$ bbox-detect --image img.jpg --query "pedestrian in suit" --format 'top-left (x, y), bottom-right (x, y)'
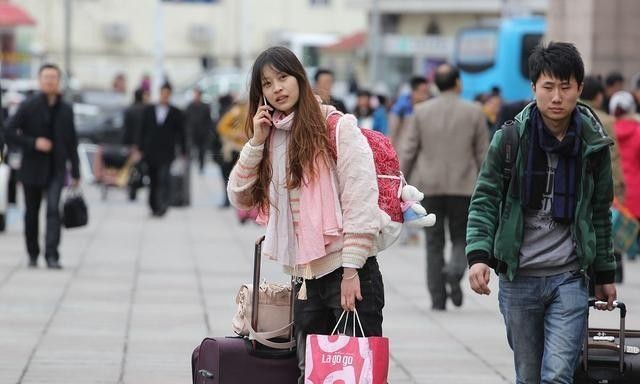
top-left (399, 64), bottom-right (488, 310)
top-left (139, 82), bottom-right (186, 217)
top-left (123, 88), bottom-right (149, 149)
top-left (4, 63), bottom-right (80, 269)
top-left (185, 87), bottom-right (213, 173)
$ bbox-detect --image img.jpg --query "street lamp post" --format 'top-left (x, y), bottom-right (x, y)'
top-left (153, 0), bottom-right (165, 101)
top-left (369, 0), bottom-right (381, 88)
top-left (64, 0), bottom-right (72, 88)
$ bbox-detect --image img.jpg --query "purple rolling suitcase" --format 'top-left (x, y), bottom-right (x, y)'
top-left (191, 237), bottom-right (299, 384)
top-left (574, 300), bottom-right (640, 383)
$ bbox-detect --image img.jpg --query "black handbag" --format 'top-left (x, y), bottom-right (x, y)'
top-left (128, 160), bottom-right (148, 190)
top-left (62, 188), bottom-right (88, 229)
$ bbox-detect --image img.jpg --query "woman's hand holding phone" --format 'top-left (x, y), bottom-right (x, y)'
top-left (250, 96), bottom-right (273, 146)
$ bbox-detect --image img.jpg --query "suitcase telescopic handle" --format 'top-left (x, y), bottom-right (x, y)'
top-left (583, 300), bottom-right (626, 374)
top-left (251, 236), bottom-right (266, 332)
top-left (251, 235), bottom-right (295, 349)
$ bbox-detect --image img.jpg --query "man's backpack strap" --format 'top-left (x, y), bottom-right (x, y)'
top-left (500, 120), bottom-right (519, 200)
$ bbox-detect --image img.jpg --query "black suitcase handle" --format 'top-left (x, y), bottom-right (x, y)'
top-left (583, 300), bottom-right (627, 374)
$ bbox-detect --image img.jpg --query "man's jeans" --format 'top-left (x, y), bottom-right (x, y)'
top-left (147, 163), bottom-right (170, 214)
top-left (499, 270), bottom-right (588, 384)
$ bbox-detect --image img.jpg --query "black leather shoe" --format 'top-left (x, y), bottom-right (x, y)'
top-left (448, 280), bottom-right (463, 307)
top-left (28, 259), bottom-right (38, 268)
top-left (46, 260), bottom-right (63, 269)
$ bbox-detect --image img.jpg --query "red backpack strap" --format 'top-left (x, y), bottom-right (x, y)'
top-left (325, 111), bottom-right (344, 158)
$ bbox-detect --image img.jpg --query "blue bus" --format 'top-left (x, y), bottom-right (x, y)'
top-left (454, 16), bottom-right (546, 102)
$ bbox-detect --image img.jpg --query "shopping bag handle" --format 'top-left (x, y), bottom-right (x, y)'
top-left (331, 309), bottom-right (365, 337)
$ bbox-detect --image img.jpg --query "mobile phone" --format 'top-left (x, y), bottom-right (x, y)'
top-left (263, 95), bottom-right (273, 116)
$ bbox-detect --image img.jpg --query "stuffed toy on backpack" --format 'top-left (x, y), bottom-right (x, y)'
top-left (400, 185), bottom-right (436, 228)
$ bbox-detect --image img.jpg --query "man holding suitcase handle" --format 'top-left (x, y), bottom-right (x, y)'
top-left (466, 42), bottom-right (617, 383)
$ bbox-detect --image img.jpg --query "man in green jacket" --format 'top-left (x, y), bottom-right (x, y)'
top-left (466, 42), bottom-right (617, 383)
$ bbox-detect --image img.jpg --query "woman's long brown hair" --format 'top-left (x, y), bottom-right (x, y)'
top-left (245, 46), bottom-right (332, 212)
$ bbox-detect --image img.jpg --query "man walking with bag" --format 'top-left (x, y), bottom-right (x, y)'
top-left (138, 82), bottom-right (186, 217)
top-left (4, 63), bottom-right (80, 269)
top-left (466, 42), bottom-right (617, 383)
top-left (399, 64), bottom-right (488, 310)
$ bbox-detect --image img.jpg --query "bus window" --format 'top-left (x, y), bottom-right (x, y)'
top-left (456, 28), bottom-right (498, 73)
top-left (520, 34), bottom-right (543, 80)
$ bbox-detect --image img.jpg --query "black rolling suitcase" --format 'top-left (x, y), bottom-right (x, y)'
top-left (169, 158), bottom-right (190, 207)
top-left (574, 300), bottom-right (640, 383)
top-left (191, 237), bottom-right (299, 383)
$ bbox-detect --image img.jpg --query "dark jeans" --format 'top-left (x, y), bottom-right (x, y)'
top-left (8, 168), bottom-right (17, 204)
top-left (192, 134), bottom-right (208, 172)
top-left (23, 176), bottom-right (64, 262)
top-left (293, 257), bottom-right (385, 384)
top-left (148, 163), bottom-right (170, 215)
top-left (423, 195), bottom-right (471, 308)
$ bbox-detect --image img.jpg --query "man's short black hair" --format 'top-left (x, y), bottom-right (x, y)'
top-left (314, 68), bottom-right (334, 83)
top-left (134, 88), bottom-right (145, 103)
top-left (356, 89), bottom-right (371, 98)
top-left (38, 63), bottom-right (61, 76)
top-left (434, 64), bottom-right (460, 92)
top-left (160, 82), bottom-right (172, 92)
top-left (409, 76), bottom-right (427, 91)
top-left (605, 71), bottom-right (624, 87)
top-left (581, 76), bottom-right (605, 101)
top-left (528, 41), bottom-right (584, 85)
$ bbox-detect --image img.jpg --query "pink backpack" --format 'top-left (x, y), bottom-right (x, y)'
top-left (326, 112), bottom-right (404, 248)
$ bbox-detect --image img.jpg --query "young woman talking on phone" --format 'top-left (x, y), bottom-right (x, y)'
top-left (227, 46), bottom-right (387, 381)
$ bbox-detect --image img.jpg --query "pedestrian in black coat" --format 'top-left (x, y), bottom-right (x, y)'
top-left (185, 88), bottom-right (212, 173)
top-left (123, 88), bottom-right (149, 148)
top-left (138, 82), bottom-right (186, 217)
top-left (4, 63), bottom-right (80, 269)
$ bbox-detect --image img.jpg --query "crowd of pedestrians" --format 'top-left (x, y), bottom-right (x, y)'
top-left (3, 40), bottom-right (640, 382)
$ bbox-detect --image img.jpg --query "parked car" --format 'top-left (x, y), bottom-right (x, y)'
top-left (74, 103), bottom-right (124, 144)
top-left (173, 67), bottom-right (249, 119)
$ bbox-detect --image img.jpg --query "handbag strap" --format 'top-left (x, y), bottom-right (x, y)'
top-left (243, 317), bottom-right (296, 349)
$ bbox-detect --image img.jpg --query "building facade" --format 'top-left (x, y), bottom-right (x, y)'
top-left (12, 0), bottom-right (367, 92)
top-left (336, 0), bottom-right (548, 96)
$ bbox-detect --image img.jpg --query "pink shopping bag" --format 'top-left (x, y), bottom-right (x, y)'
top-left (305, 310), bottom-right (389, 384)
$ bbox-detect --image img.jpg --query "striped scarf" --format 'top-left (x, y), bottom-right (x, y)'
top-left (524, 106), bottom-right (581, 223)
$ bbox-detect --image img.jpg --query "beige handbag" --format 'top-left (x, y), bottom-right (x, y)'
top-left (231, 237), bottom-right (295, 349)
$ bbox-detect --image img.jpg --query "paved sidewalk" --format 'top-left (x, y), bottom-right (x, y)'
top-left (1, 164), bottom-right (640, 383)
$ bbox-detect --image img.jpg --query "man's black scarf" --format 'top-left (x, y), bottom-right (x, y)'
top-left (524, 106), bottom-right (581, 223)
